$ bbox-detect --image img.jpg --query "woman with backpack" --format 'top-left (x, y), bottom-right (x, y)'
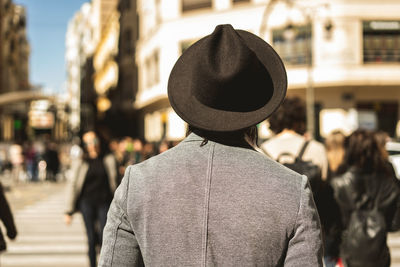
top-left (331, 129), bottom-right (400, 267)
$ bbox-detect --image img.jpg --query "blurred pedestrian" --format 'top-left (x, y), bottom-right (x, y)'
top-left (260, 96), bottom-right (340, 266)
top-left (9, 143), bottom-right (25, 183)
top-left (0, 181), bottom-right (17, 253)
top-left (43, 142), bottom-right (60, 182)
top-left (108, 138), bottom-right (119, 155)
top-left (24, 141), bottom-right (39, 182)
top-left (142, 141), bottom-right (156, 160)
top-left (331, 129), bottom-right (400, 267)
top-left (112, 137), bottom-right (130, 186)
top-left (65, 131), bottom-right (117, 267)
top-left (374, 130), bottom-right (399, 183)
top-left (70, 136), bottom-right (83, 161)
top-left (323, 130), bottom-right (348, 266)
top-left (0, 147), bottom-right (7, 172)
top-left (99, 24), bottom-right (323, 266)
top-left (325, 130), bottom-right (347, 180)
top-left (260, 96), bottom-right (329, 180)
top-left (131, 138), bottom-right (143, 164)
top-left (157, 139), bottom-right (171, 154)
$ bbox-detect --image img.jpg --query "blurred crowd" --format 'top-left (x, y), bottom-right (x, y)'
top-left (107, 136), bottom-right (179, 186)
top-left (0, 139), bottom-right (61, 183)
top-left (1, 97), bottom-right (400, 266)
top-left (0, 135), bottom-right (179, 186)
top-left (260, 97), bottom-right (400, 267)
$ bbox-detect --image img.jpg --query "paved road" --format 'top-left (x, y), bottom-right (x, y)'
top-left (389, 232), bottom-right (400, 266)
top-left (1, 181), bottom-right (89, 267)
top-left (2, 180), bottom-right (400, 266)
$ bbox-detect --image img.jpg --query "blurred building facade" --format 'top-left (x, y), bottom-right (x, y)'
top-left (135, 0), bottom-right (400, 142)
top-left (0, 0), bottom-right (32, 142)
top-left (109, 0), bottom-right (139, 137)
top-left (66, 0), bottom-right (139, 140)
top-left (66, 2), bottom-right (101, 138)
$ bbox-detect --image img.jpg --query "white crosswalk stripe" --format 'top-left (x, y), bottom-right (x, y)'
top-left (389, 232), bottom-right (400, 267)
top-left (1, 188), bottom-right (89, 267)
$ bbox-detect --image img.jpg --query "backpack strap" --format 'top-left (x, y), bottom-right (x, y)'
top-left (297, 140), bottom-right (310, 160)
top-left (276, 152), bottom-right (296, 163)
top-left (264, 140), bottom-right (311, 162)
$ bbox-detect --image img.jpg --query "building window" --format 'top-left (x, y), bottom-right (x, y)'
top-left (272, 24), bottom-right (312, 66)
top-left (145, 51), bottom-right (160, 88)
top-left (363, 21), bottom-right (400, 63)
top-left (182, 0), bottom-right (212, 12)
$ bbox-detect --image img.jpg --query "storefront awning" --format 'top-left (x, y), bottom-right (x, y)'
top-left (0, 91), bottom-right (51, 106)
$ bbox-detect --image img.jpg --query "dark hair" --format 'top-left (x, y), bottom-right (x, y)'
top-left (344, 129), bottom-right (389, 174)
top-left (374, 130), bottom-right (390, 150)
top-left (187, 125), bottom-right (258, 147)
top-left (268, 96), bottom-right (306, 135)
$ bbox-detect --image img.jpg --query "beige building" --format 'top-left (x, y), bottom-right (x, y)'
top-left (0, 0), bottom-right (32, 141)
top-left (93, 8), bottom-right (120, 114)
top-left (66, 2), bottom-right (103, 135)
top-left (66, 0), bottom-right (121, 135)
top-left (66, 0), bottom-right (141, 138)
top-left (93, 0), bottom-right (119, 107)
top-left (134, 0), bottom-right (400, 142)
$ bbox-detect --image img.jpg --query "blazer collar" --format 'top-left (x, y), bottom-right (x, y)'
top-left (182, 132), bottom-right (256, 151)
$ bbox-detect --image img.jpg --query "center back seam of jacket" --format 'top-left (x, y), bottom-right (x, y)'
top-left (202, 142), bottom-right (215, 267)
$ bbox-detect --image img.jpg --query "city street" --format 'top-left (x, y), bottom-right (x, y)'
top-left (1, 176), bottom-right (400, 266)
top-left (1, 179), bottom-right (89, 267)
top-left (391, 232), bottom-right (400, 267)
top-left (1, 0), bottom-right (400, 265)
top-left (3, 154), bottom-right (400, 266)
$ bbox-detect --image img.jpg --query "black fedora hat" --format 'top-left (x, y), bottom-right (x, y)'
top-left (168, 24), bottom-right (287, 132)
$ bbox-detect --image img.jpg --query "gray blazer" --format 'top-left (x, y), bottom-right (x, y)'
top-left (99, 133), bottom-right (323, 266)
top-left (65, 153), bottom-right (117, 215)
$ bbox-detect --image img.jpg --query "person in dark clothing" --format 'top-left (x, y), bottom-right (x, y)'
top-left (331, 129), bottom-right (400, 267)
top-left (24, 142), bottom-right (39, 182)
top-left (43, 142), bottom-right (60, 182)
top-left (0, 182), bottom-right (17, 252)
top-left (65, 131), bottom-right (117, 267)
top-left (111, 137), bottom-right (131, 187)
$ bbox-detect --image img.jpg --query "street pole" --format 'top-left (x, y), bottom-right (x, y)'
top-left (259, 0), bottom-right (278, 37)
top-left (304, 12), bottom-right (315, 138)
top-left (259, 0), bottom-right (331, 138)
top-left (306, 47), bottom-right (315, 138)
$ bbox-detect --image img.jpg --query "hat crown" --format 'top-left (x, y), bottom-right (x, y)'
top-left (192, 24), bottom-right (273, 112)
top-left (168, 24), bottom-right (287, 132)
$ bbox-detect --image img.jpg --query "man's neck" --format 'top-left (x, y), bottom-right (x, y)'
top-left (277, 129), bottom-right (298, 136)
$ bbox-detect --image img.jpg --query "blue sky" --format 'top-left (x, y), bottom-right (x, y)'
top-left (14, 0), bottom-right (89, 95)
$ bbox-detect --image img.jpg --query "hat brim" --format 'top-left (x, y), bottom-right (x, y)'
top-left (168, 29), bottom-right (287, 132)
